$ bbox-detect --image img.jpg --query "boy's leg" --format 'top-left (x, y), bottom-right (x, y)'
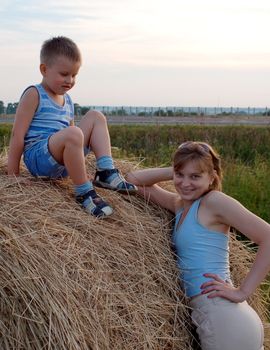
top-left (78, 110), bottom-right (112, 159)
top-left (48, 127), bottom-right (113, 217)
top-left (49, 126), bottom-right (87, 185)
top-left (78, 110), bottom-right (137, 193)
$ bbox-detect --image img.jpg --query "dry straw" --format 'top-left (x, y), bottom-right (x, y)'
top-left (0, 154), bottom-right (269, 350)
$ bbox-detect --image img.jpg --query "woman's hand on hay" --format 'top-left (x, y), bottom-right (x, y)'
top-left (200, 273), bottom-right (247, 303)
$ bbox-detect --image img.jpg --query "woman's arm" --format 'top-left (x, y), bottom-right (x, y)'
top-left (126, 167), bottom-right (181, 213)
top-left (201, 191), bottom-right (270, 302)
top-left (7, 88), bottom-right (39, 175)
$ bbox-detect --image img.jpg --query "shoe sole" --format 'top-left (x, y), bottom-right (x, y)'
top-left (93, 180), bottom-right (138, 194)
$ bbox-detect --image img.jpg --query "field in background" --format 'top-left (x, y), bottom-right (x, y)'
top-left (0, 124), bottom-right (11, 151)
top-left (2, 113), bottom-right (270, 126)
top-left (109, 124), bottom-right (270, 223)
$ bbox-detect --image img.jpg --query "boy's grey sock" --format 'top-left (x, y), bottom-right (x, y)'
top-left (96, 155), bottom-right (114, 170)
top-left (74, 181), bottom-right (93, 200)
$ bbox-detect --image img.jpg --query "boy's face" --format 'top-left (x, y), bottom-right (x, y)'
top-left (40, 55), bottom-right (81, 95)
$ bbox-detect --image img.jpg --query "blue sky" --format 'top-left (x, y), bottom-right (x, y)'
top-left (1, 0), bottom-right (270, 107)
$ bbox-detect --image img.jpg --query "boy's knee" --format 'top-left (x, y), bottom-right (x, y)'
top-left (66, 126), bottom-right (84, 144)
top-left (84, 110), bottom-right (107, 124)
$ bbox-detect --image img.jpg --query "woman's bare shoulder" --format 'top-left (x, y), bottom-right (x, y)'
top-left (203, 190), bottom-right (230, 204)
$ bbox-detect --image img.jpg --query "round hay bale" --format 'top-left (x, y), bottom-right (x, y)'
top-left (0, 154), bottom-right (269, 350)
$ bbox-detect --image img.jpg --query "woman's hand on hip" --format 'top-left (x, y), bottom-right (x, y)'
top-left (200, 273), bottom-right (247, 303)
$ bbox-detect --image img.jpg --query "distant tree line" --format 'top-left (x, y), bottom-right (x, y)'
top-left (0, 101), bottom-right (83, 116)
top-left (1, 100), bottom-right (270, 117)
top-left (0, 101), bottom-right (19, 115)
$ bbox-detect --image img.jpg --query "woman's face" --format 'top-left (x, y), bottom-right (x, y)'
top-left (173, 160), bottom-right (214, 202)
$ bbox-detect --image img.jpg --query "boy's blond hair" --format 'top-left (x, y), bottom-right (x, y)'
top-left (40, 36), bottom-right (81, 66)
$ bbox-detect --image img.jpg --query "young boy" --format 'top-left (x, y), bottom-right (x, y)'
top-left (7, 36), bottom-right (137, 218)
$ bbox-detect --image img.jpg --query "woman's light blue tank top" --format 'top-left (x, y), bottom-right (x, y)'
top-left (24, 84), bottom-right (74, 151)
top-left (172, 197), bottom-right (231, 297)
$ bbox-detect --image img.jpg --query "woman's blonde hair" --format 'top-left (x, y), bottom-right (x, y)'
top-left (173, 141), bottom-right (223, 191)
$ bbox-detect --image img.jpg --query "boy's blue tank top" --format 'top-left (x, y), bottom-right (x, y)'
top-left (24, 84), bottom-right (74, 151)
top-left (172, 197), bottom-right (231, 297)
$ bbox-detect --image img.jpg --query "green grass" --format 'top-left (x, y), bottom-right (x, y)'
top-left (0, 123), bottom-right (12, 151)
top-left (223, 157), bottom-right (270, 221)
top-left (108, 124), bottom-right (270, 165)
top-left (108, 124), bottom-right (270, 222)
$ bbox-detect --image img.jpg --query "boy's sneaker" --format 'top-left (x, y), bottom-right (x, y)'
top-left (93, 168), bottom-right (138, 194)
top-left (76, 189), bottom-right (113, 218)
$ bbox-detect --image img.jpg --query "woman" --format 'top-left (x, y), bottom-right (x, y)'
top-left (126, 141), bottom-right (270, 350)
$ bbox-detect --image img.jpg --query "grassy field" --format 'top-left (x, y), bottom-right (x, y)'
top-left (109, 124), bottom-right (270, 164)
top-left (109, 124), bottom-right (270, 223)
top-left (0, 123), bottom-right (11, 151)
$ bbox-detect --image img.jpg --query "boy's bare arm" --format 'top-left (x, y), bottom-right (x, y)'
top-left (7, 88), bottom-right (39, 175)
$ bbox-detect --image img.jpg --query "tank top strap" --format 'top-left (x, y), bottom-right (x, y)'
top-left (189, 197), bottom-right (203, 222)
top-left (174, 197), bottom-right (202, 230)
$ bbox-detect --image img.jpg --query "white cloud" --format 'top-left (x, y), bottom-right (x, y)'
top-left (1, 0), bottom-right (270, 106)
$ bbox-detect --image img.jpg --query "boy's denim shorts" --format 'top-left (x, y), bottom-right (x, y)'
top-left (23, 136), bottom-right (90, 179)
